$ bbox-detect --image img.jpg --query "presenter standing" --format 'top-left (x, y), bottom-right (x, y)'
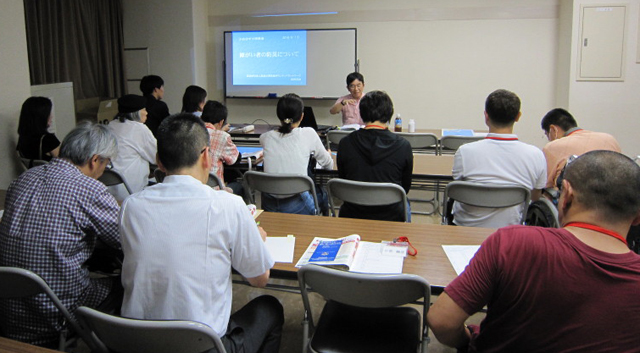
top-left (330, 72), bottom-right (365, 126)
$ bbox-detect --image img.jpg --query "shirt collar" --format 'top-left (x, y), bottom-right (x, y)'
top-left (163, 174), bottom-right (204, 186)
top-left (485, 132), bottom-right (518, 140)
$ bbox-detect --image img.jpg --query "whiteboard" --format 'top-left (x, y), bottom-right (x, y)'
top-left (224, 28), bottom-right (357, 99)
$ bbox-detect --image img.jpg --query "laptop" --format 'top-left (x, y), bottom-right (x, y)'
top-left (301, 106), bottom-right (335, 133)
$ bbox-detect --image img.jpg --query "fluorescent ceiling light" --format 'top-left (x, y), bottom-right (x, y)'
top-left (252, 12), bottom-right (338, 18)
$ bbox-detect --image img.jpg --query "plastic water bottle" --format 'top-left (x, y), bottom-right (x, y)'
top-left (394, 114), bottom-right (402, 132)
top-left (408, 119), bottom-right (416, 133)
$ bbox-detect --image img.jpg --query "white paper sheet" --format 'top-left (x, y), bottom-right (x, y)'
top-left (265, 236), bottom-right (296, 263)
top-left (350, 242), bottom-right (405, 274)
top-left (442, 245), bottom-right (481, 275)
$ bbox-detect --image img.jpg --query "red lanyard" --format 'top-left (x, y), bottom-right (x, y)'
top-left (564, 222), bottom-right (627, 246)
top-left (364, 124), bottom-right (387, 130)
top-left (485, 136), bottom-right (518, 141)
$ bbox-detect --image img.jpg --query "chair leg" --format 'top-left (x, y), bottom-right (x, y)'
top-left (301, 318), bottom-right (309, 353)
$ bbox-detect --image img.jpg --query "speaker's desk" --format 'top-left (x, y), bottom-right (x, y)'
top-left (256, 212), bottom-right (493, 293)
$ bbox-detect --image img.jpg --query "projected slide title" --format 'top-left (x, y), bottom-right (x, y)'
top-left (232, 31), bottom-right (307, 86)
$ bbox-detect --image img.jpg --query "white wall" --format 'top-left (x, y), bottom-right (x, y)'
top-left (122, 0), bottom-right (196, 113)
top-left (567, 0), bottom-right (640, 156)
top-left (121, 0), bottom-right (640, 155)
top-left (206, 1), bottom-right (559, 149)
top-left (0, 0), bottom-right (32, 188)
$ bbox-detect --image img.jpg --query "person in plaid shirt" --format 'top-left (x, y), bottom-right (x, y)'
top-left (0, 122), bottom-right (121, 347)
top-left (201, 100), bottom-right (243, 195)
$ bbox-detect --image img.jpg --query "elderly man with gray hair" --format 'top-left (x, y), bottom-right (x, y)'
top-left (0, 121), bottom-right (121, 348)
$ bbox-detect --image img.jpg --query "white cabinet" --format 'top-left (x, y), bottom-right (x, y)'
top-left (578, 5), bottom-right (627, 81)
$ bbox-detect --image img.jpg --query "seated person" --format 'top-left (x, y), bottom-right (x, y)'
top-left (329, 72), bottom-right (365, 126)
top-left (260, 93), bottom-right (333, 215)
top-left (337, 90), bottom-right (413, 222)
top-left (541, 108), bottom-right (621, 189)
top-left (16, 96), bottom-right (60, 162)
top-left (0, 122), bottom-right (121, 347)
top-left (428, 150), bottom-right (640, 352)
top-left (452, 89), bottom-right (546, 228)
top-left (201, 100), bottom-right (243, 195)
top-left (181, 85), bottom-right (207, 117)
top-left (108, 94), bottom-right (157, 200)
top-left (140, 74), bottom-right (170, 137)
top-left (120, 114), bottom-right (283, 353)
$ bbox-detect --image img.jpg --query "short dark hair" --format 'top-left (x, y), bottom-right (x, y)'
top-left (346, 72), bottom-right (364, 86)
top-left (485, 89), bottom-right (521, 127)
top-left (563, 150), bottom-right (640, 222)
top-left (181, 85), bottom-right (207, 113)
top-left (359, 90), bottom-right (394, 124)
top-left (201, 100), bottom-right (228, 125)
top-left (276, 93), bottom-right (304, 134)
top-left (17, 96), bottom-right (52, 136)
top-left (157, 113), bottom-right (210, 172)
top-left (541, 108), bottom-right (578, 132)
top-left (140, 75), bottom-right (164, 96)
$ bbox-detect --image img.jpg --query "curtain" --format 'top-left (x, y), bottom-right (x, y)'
top-left (24, 0), bottom-right (126, 99)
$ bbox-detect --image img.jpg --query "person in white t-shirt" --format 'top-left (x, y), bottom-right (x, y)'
top-left (260, 93), bottom-right (333, 215)
top-left (108, 94), bottom-right (157, 200)
top-left (452, 89), bottom-right (546, 228)
top-left (120, 113), bottom-right (283, 353)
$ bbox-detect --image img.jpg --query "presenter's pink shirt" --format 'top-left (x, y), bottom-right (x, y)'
top-left (335, 94), bottom-right (364, 126)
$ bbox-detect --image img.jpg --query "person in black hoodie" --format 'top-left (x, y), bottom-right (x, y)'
top-left (336, 90), bottom-right (413, 222)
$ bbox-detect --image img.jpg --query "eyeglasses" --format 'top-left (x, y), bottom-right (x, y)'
top-left (105, 160), bottom-right (113, 170)
top-left (200, 147), bottom-right (208, 155)
top-left (348, 84), bottom-right (363, 90)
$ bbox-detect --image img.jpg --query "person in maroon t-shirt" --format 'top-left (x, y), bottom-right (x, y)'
top-left (428, 150), bottom-right (640, 352)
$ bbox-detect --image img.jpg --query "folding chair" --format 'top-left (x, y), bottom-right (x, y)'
top-left (16, 150), bottom-right (47, 171)
top-left (206, 174), bottom-right (225, 189)
top-left (395, 133), bottom-right (440, 215)
top-left (395, 132), bottom-right (438, 154)
top-left (243, 171), bottom-right (321, 215)
top-left (438, 135), bottom-right (483, 155)
top-left (326, 130), bottom-right (352, 150)
top-left (76, 306), bottom-right (227, 353)
top-left (98, 169), bottom-right (133, 195)
top-left (525, 198), bottom-right (559, 228)
top-left (0, 267), bottom-right (95, 351)
top-left (442, 181), bottom-right (531, 226)
top-left (153, 168), bottom-right (166, 183)
top-left (298, 264), bottom-right (431, 353)
top-left (326, 178), bottom-right (408, 222)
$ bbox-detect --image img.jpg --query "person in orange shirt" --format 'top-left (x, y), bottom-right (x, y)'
top-left (541, 108), bottom-right (621, 189)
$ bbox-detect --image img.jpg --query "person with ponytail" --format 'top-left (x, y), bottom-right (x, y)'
top-left (259, 93), bottom-right (333, 215)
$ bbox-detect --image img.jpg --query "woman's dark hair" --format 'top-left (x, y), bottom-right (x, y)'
top-left (18, 96), bottom-right (53, 136)
top-left (201, 100), bottom-right (228, 125)
top-left (181, 85), bottom-right (207, 113)
top-left (276, 93), bottom-right (304, 134)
